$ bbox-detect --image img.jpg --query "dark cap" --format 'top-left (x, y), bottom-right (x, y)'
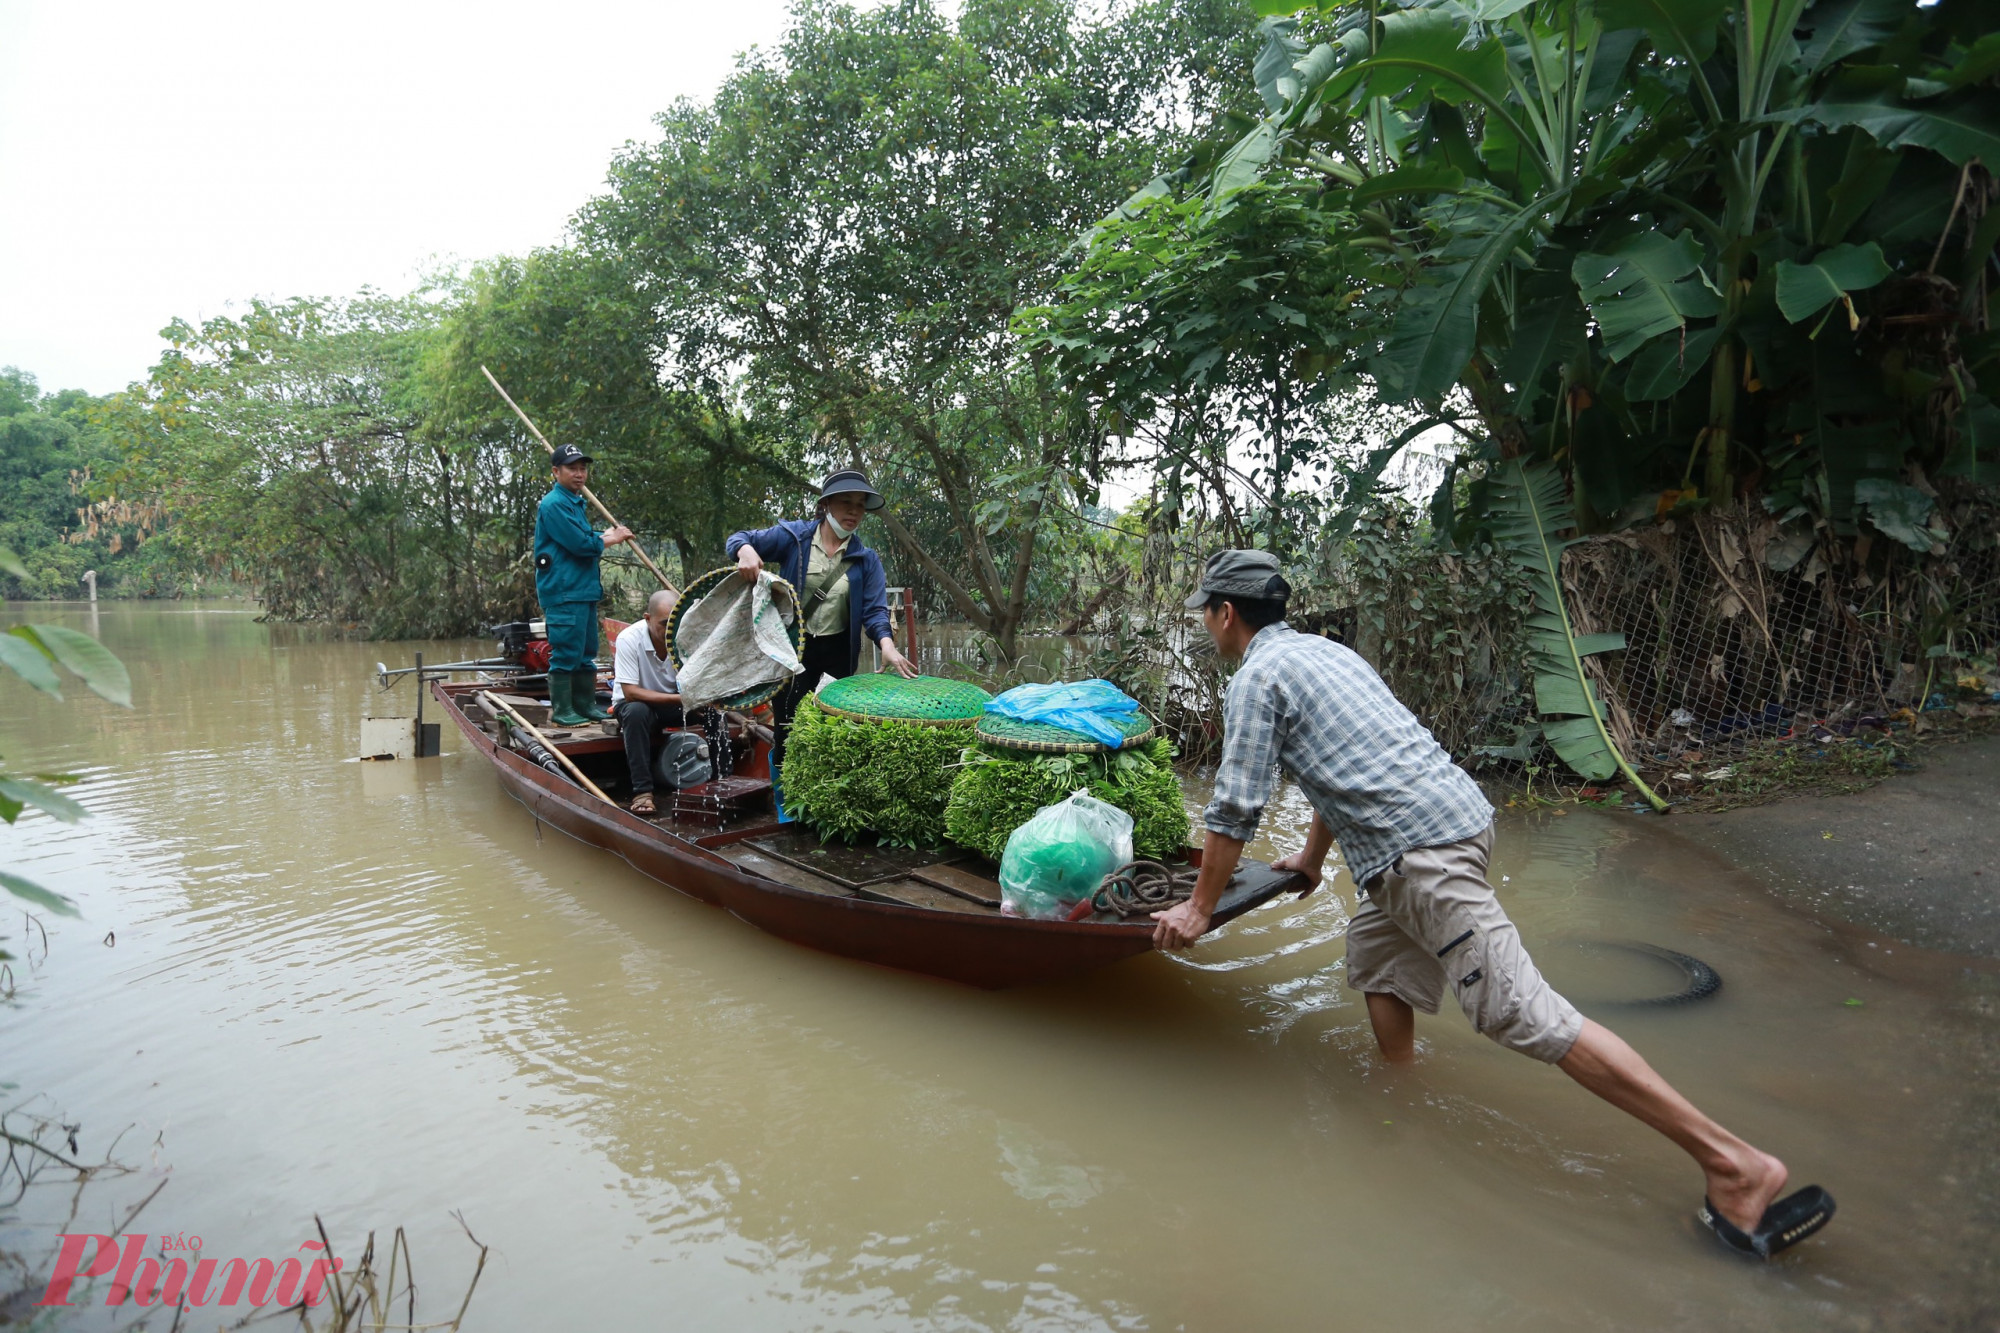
top-left (550, 444), bottom-right (593, 467)
top-left (819, 468), bottom-right (884, 511)
top-left (1184, 549), bottom-right (1291, 609)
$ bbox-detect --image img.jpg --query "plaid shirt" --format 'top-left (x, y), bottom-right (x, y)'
top-left (1202, 623), bottom-right (1493, 887)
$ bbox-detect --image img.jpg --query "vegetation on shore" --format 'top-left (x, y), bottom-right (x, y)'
top-left (0, 370), bottom-right (186, 601)
top-left (11, 0), bottom-right (1992, 790)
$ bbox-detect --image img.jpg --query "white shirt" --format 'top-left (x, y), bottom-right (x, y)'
top-left (611, 619), bottom-right (680, 705)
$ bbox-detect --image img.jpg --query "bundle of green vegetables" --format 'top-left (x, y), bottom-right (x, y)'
top-left (944, 736), bottom-right (1190, 863)
top-left (779, 698), bottom-right (971, 847)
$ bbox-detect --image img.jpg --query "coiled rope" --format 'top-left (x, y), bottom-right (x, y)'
top-left (1088, 860), bottom-right (1199, 918)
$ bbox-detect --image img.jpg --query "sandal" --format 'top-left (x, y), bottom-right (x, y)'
top-left (1698, 1186), bottom-right (1836, 1259)
top-left (630, 792), bottom-right (656, 816)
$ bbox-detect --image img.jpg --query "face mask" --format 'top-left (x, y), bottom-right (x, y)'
top-left (824, 514), bottom-right (857, 540)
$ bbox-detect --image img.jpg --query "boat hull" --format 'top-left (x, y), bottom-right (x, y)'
top-left (437, 681), bottom-right (1291, 988)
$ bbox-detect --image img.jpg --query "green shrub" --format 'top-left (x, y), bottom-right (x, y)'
top-left (944, 736), bottom-right (1190, 862)
top-left (779, 699), bottom-right (970, 847)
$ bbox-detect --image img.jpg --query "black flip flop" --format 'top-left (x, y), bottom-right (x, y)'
top-left (1698, 1186), bottom-right (1837, 1259)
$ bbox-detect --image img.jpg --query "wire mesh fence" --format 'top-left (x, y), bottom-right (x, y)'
top-left (886, 485), bottom-right (1999, 785)
top-left (1560, 484), bottom-right (2000, 772)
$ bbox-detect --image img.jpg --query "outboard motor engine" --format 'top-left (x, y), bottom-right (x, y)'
top-left (652, 731), bottom-right (712, 790)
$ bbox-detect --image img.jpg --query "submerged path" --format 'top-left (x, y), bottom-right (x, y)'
top-left (1668, 735), bottom-right (2000, 959)
top-left (1662, 745), bottom-right (2000, 1327)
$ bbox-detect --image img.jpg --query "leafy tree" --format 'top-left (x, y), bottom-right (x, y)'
top-left (580, 0), bottom-right (1260, 655)
top-left (1042, 0), bottom-right (1999, 777)
top-left (1026, 181), bottom-right (1454, 556)
top-left (0, 369), bottom-right (174, 600)
top-left (422, 251), bottom-right (803, 582)
top-left (103, 293), bottom-right (544, 637)
top-left (1116, 0), bottom-right (1998, 526)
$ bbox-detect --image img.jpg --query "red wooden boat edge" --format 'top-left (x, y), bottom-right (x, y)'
top-left (433, 679), bottom-right (1306, 987)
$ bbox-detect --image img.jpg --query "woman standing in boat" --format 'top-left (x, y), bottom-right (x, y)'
top-left (726, 469), bottom-right (917, 744)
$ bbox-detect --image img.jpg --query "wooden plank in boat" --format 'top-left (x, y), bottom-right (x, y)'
top-left (672, 776), bottom-right (774, 825)
top-left (1065, 862), bottom-right (1299, 924)
top-left (854, 879), bottom-right (994, 915)
top-left (907, 864), bottom-right (1002, 908)
top-left (1215, 862), bottom-right (1297, 916)
top-left (488, 693), bottom-right (551, 725)
top-left (546, 734), bottom-right (624, 756)
top-left (746, 829), bottom-right (965, 889)
top-left (717, 846), bottom-right (856, 898)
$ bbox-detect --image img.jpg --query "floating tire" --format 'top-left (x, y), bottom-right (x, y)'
top-left (1562, 940), bottom-right (1722, 1008)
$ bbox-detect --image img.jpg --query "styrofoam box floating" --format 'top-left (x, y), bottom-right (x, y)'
top-left (359, 716), bottom-right (415, 760)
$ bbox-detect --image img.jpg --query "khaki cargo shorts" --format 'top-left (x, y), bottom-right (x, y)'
top-left (1345, 827), bottom-right (1584, 1064)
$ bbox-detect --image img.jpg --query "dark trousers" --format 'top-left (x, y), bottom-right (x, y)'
top-left (541, 600), bottom-right (599, 672)
top-left (771, 633), bottom-right (855, 769)
top-left (617, 698), bottom-right (686, 793)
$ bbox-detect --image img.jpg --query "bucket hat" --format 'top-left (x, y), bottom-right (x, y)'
top-left (819, 468), bottom-right (884, 511)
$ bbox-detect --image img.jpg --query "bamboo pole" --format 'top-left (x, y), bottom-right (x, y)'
top-left (480, 365), bottom-right (679, 595)
top-left (477, 690), bottom-right (615, 805)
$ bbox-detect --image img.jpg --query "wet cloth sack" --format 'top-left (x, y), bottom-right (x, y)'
top-left (675, 571), bottom-right (802, 710)
top-left (984, 680), bottom-right (1141, 750)
top-left (997, 791), bottom-right (1134, 919)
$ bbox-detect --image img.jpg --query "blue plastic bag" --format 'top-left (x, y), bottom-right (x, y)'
top-left (985, 679), bottom-right (1140, 749)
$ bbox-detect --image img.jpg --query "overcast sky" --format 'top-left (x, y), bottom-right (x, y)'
top-left (0, 0), bottom-right (797, 396)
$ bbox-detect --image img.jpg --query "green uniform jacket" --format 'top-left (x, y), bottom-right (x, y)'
top-left (533, 483), bottom-right (603, 606)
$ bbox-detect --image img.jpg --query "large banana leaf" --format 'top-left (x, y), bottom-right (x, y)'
top-left (1572, 232), bottom-right (1724, 362)
top-left (1376, 189), bottom-right (1568, 402)
top-left (1811, 80), bottom-right (2000, 167)
top-left (1486, 460), bottom-right (1667, 809)
top-left (1774, 241), bottom-right (1892, 323)
top-left (1797, 0), bottom-right (1908, 71)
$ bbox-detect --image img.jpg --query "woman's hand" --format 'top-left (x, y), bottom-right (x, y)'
top-left (735, 545), bottom-right (765, 581)
top-left (880, 640), bottom-right (919, 678)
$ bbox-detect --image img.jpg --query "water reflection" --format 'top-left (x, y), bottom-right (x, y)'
top-left (2, 602), bottom-right (1995, 1330)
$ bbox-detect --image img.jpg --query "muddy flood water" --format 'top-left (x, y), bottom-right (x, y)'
top-left (3, 602), bottom-right (1996, 1331)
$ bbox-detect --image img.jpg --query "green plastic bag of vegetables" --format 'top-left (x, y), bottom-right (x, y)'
top-left (945, 736), bottom-right (1189, 862)
top-left (997, 792), bottom-right (1133, 919)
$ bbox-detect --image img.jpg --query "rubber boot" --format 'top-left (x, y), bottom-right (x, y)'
top-left (575, 667), bottom-right (611, 721)
top-left (547, 671), bottom-right (590, 728)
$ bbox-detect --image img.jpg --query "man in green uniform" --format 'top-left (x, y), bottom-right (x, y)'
top-left (534, 443), bottom-right (632, 727)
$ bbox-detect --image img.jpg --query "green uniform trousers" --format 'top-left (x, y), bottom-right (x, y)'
top-left (542, 601), bottom-right (599, 673)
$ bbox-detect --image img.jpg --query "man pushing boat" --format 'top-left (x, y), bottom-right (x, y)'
top-left (1152, 549), bottom-right (1835, 1260)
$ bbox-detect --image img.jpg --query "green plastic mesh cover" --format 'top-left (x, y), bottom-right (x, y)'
top-left (814, 673), bottom-right (992, 725)
top-left (974, 710), bottom-right (1157, 754)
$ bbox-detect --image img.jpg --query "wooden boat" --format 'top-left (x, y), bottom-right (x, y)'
top-left (433, 678), bottom-right (1305, 988)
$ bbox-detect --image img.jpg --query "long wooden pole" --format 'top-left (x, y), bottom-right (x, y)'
top-left (480, 364), bottom-right (679, 595)
top-left (477, 690), bottom-right (615, 805)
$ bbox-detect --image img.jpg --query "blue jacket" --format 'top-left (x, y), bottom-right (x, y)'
top-left (725, 517), bottom-right (892, 669)
top-left (534, 484), bottom-right (604, 606)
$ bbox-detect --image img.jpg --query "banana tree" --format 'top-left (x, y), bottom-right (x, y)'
top-left (1052, 0), bottom-right (1999, 780)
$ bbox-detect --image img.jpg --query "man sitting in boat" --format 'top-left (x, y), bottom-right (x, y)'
top-left (612, 589), bottom-right (685, 817)
top-left (725, 468), bottom-right (918, 755)
top-left (1151, 549), bottom-right (1834, 1260)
